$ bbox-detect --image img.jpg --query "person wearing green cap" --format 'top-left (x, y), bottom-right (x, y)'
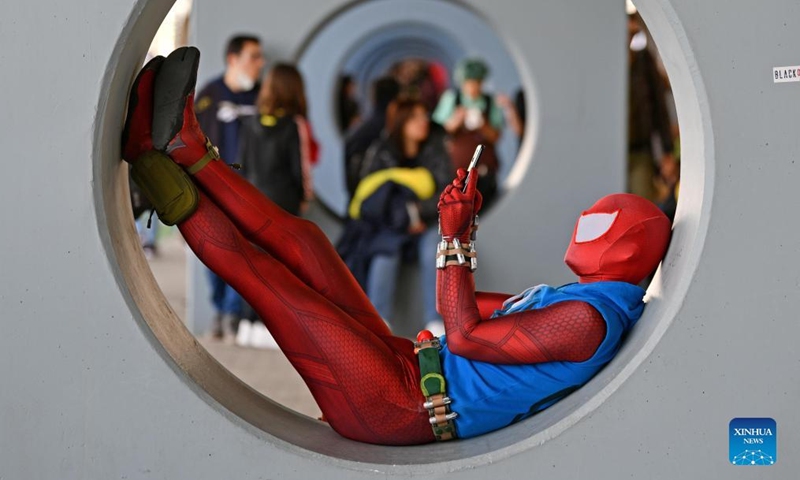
top-left (432, 58), bottom-right (504, 207)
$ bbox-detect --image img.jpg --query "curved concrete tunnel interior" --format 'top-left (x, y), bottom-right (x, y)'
top-left (297, 0), bottom-right (526, 217)
top-left (97, 0), bottom-right (710, 470)
top-left (339, 23), bottom-right (465, 113)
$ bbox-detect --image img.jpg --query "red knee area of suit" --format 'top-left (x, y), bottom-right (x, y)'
top-left (178, 191), bottom-right (433, 445)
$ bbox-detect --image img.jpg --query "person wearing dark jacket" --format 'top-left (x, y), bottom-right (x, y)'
top-left (344, 98), bottom-right (453, 333)
top-left (238, 63), bottom-right (317, 216)
top-left (194, 34), bottom-right (264, 339)
top-left (343, 77), bottom-right (400, 199)
top-left (233, 63), bottom-right (317, 348)
top-left (337, 74), bottom-right (360, 133)
top-left (194, 35), bottom-right (264, 163)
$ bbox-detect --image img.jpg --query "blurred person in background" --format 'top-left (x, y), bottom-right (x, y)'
top-left (426, 61), bottom-right (450, 108)
top-left (236, 62), bottom-right (318, 348)
top-left (194, 34), bottom-right (265, 340)
top-left (390, 59), bottom-right (441, 112)
top-left (627, 13), bottom-right (676, 203)
top-left (344, 76), bottom-right (400, 199)
top-left (433, 58), bottom-right (504, 208)
top-left (337, 74), bottom-right (361, 133)
top-left (496, 89), bottom-right (525, 148)
top-left (339, 98), bottom-right (453, 334)
top-left (238, 63), bottom-right (317, 216)
top-left (195, 35), bottom-right (264, 161)
top-left (654, 139), bottom-right (680, 222)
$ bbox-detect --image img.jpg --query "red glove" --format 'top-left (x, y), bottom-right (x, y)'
top-left (438, 168), bottom-right (483, 242)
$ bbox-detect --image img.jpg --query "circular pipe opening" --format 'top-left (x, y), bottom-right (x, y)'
top-left (93, 0), bottom-right (713, 472)
top-left (297, 0), bottom-right (526, 217)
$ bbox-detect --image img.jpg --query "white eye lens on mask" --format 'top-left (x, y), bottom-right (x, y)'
top-left (575, 211), bottom-right (619, 243)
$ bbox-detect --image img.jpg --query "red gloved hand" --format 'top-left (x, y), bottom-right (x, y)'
top-left (438, 168), bottom-right (483, 242)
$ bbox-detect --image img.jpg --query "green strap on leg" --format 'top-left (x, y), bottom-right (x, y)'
top-left (418, 349), bottom-right (445, 396)
top-left (415, 336), bottom-right (458, 441)
top-left (130, 150), bottom-right (199, 226)
top-left (186, 138), bottom-right (220, 175)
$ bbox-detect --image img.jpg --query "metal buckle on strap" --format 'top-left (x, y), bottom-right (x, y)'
top-left (415, 330), bottom-right (458, 441)
top-left (423, 395), bottom-right (452, 409)
top-left (429, 412), bottom-right (459, 425)
top-left (186, 137), bottom-right (221, 175)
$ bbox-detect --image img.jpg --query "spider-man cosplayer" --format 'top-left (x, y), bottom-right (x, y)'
top-left (123, 48), bottom-right (672, 445)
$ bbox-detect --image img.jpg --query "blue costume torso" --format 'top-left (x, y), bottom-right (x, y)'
top-left (439, 281), bottom-right (645, 439)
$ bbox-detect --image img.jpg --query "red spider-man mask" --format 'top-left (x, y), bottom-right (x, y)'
top-left (564, 193), bottom-right (672, 285)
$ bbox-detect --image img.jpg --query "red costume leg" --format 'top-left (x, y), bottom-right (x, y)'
top-left (178, 191), bottom-right (434, 445)
top-left (147, 46), bottom-right (389, 336)
top-left (123, 51), bottom-right (429, 444)
top-left (189, 160), bottom-right (391, 336)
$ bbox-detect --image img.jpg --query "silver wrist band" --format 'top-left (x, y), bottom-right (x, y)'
top-left (436, 238), bottom-right (477, 271)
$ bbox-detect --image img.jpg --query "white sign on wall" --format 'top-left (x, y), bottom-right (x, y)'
top-left (773, 65), bottom-right (800, 83)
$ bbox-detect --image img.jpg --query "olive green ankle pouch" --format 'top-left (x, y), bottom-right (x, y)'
top-left (130, 150), bottom-right (198, 226)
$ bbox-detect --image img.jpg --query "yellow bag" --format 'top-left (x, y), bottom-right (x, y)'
top-left (129, 151), bottom-right (198, 226)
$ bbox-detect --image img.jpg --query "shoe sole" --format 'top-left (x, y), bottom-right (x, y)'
top-left (151, 46), bottom-right (200, 151)
top-left (121, 55), bottom-right (164, 152)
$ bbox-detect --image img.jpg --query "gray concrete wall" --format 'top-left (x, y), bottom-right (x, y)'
top-left (1, 0), bottom-right (798, 479)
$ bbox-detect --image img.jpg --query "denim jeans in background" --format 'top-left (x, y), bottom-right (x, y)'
top-left (366, 254), bottom-right (401, 323)
top-left (366, 227), bottom-right (442, 328)
top-left (207, 268), bottom-right (244, 316)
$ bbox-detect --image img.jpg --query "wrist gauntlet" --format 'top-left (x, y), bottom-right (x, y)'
top-left (436, 238), bottom-right (477, 271)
